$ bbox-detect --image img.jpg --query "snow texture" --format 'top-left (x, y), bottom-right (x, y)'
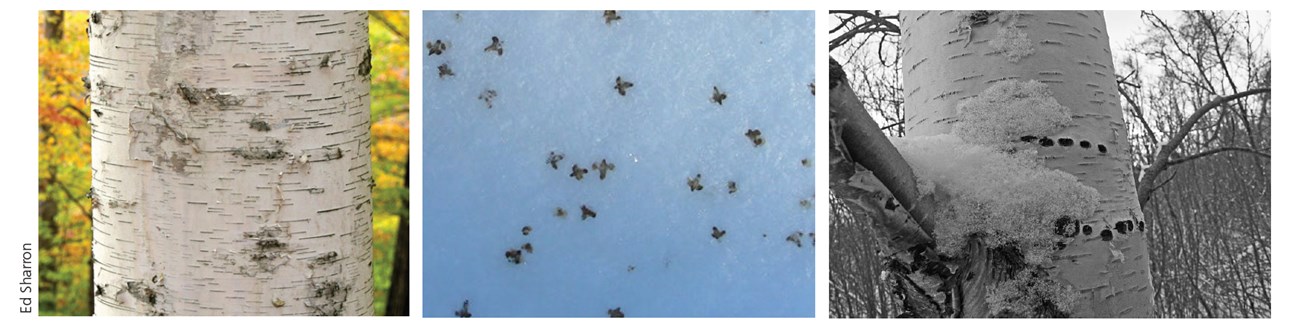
top-left (423, 11), bottom-right (814, 317)
top-left (953, 80), bottom-right (1070, 146)
top-left (990, 25), bottom-right (1035, 63)
top-left (890, 134), bottom-right (1099, 263)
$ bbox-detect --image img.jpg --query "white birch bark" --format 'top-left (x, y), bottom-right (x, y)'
top-left (899, 10), bottom-right (1155, 317)
top-left (88, 10), bottom-right (374, 316)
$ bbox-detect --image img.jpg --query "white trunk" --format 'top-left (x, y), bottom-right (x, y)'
top-left (89, 11), bottom-right (374, 316)
top-left (900, 11), bottom-right (1155, 317)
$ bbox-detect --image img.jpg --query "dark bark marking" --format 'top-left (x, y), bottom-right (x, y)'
top-left (307, 280), bottom-right (349, 316)
top-left (313, 251), bottom-right (339, 265)
top-left (249, 120), bottom-right (271, 132)
top-left (357, 48), bottom-right (372, 77)
top-left (177, 83), bottom-right (245, 107)
top-left (1053, 216), bottom-right (1078, 237)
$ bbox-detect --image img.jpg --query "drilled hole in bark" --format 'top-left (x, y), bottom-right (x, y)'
top-left (1079, 140), bottom-right (1091, 148)
top-left (1115, 221), bottom-right (1127, 234)
top-left (1020, 135), bottom-right (1038, 142)
top-left (1082, 225), bottom-right (1092, 235)
top-left (1039, 138), bottom-right (1054, 147)
top-left (1055, 241), bottom-right (1067, 250)
top-left (1098, 144), bottom-right (1108, 153)
top-left (1139, 221), bottom-right (1146, 232)
top-left (1100, 229), bottom-right (1113, 241)
top-left (884, 198), bottom-right (898, 210)
top-left (1053, 216), bottom-right (1078, 237)
top-left (1058, 138), bottom-right (1073, 146)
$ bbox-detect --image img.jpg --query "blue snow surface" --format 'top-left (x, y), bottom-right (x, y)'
top-left (423, 11), bottom-right (814, 317)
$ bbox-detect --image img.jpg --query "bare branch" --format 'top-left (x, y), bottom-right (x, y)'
top-left (880, 120), bottom-right (904, 131)
top-left (1168, 146), bottom-right (1270, 166)
top-left (368, 11), bottom-right (408, 43)
top-left (1150, 170), bottom-right (1178, 194)
top-left (1143, 11), bottom-right (1218, 94)
top-left (63, 104), bottom-right (89, 122)
top-left (1118, 83), bottom-right (1158, 153)
top-left (829, 11), bottom-right (900, 51)
top-left (1137, 87), bottom-right (1270, 207)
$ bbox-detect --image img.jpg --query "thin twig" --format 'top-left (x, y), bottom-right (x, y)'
top-left (1168, 147), bottom-right (1270, 166)
top-left (368, 11), bottom-right (408, 43)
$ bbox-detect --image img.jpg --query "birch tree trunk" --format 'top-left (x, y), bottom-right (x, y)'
top-left (899, 10), bottom-right (1155, 317)
top-left (88, 11), bottom-right (374, 316)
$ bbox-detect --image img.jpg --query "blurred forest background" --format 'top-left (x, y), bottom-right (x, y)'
top-left (830, 11), bottom-right (1269, 318)
top-left (36, 10), bottom-right (410, 316)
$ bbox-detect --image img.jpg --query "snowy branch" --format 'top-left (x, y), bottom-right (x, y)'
top-left (831, 57), bottom-right (936, 235)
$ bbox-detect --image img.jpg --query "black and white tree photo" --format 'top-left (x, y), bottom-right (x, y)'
top-left (829, 10), bottom-right (1269, 318)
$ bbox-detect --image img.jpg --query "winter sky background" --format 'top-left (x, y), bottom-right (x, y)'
top-left (422, 11), bottom-right (815, 317)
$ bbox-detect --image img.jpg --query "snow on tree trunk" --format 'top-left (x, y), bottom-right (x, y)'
top-left (88, 11), bottom-right (374, 316)
top-left (899, 11), bottom-right (1155, 317)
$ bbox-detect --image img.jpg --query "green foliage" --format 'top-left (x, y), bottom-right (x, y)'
top-left (367, 10), bottom-right (409, 316)
top-left (368, 11), bottom-right (410, 123)
top-left (37, 10), bottom-right (93, 316)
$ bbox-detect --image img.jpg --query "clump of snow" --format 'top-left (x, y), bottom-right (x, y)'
top-left (989, 25), bottom-right (1034, 63)
top-left (985, 269), bottom-right (1082, 317)
top-left (891, 134), bottom-right (1099, 263)
top-left (953, 80), bottom-right (1071, 146)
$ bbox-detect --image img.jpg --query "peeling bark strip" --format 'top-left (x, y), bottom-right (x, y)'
top-left (89, 11), bottom-right (374, 316)
top-left (901, 11), bottom-right (1155, 317)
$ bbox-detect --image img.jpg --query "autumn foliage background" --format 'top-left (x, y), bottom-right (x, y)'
top-left (36, 11), bottom-right (410, 315)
